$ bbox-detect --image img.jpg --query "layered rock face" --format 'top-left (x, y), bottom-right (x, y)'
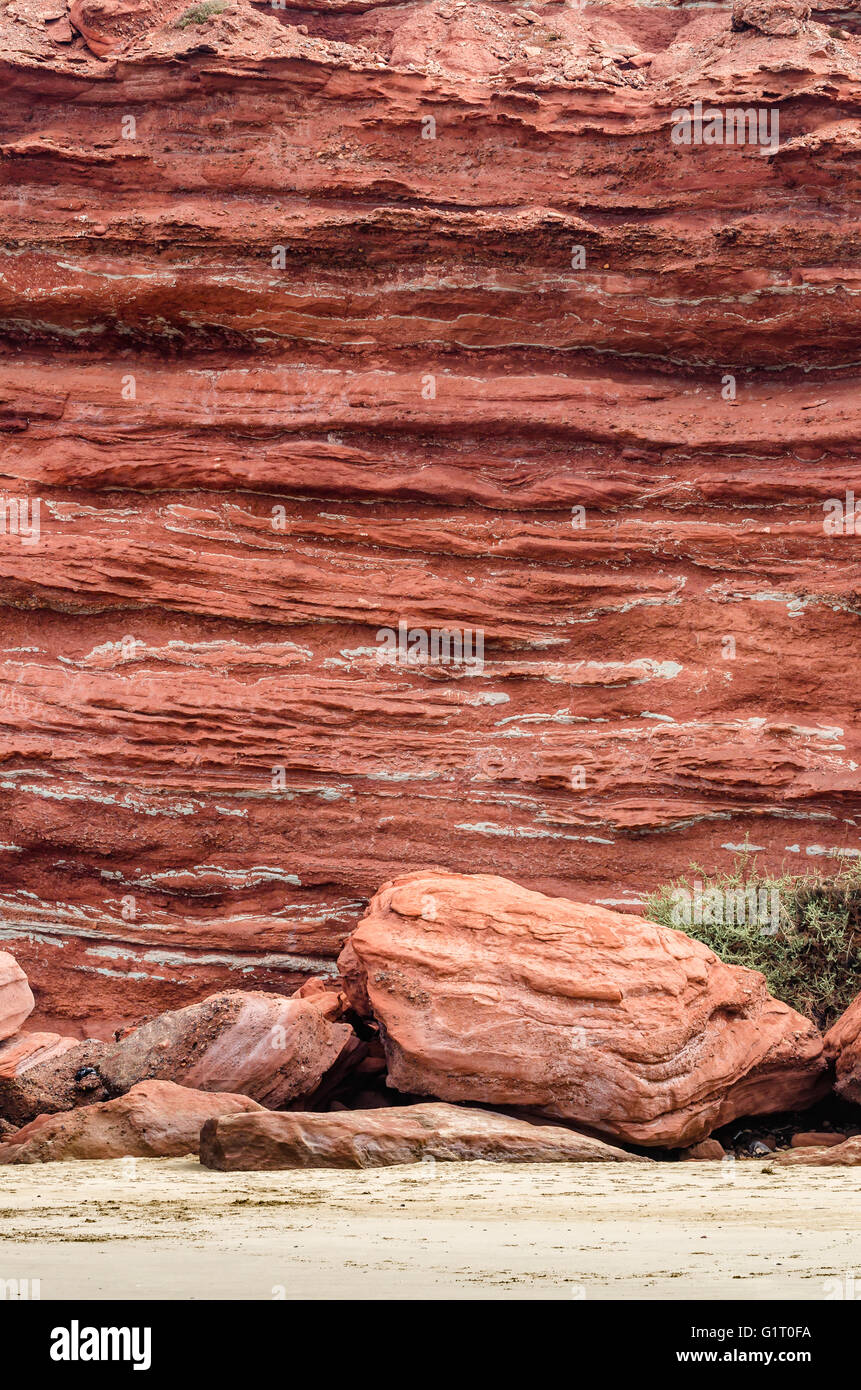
top-left (339, 871), bottom-right (827, 1146)
top-left (199, 1100), bottom-right (639, 1169)
top-left (1, 0), bottom-right (860, 1032)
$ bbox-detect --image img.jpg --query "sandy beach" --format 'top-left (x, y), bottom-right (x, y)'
top-left (2, 1158), bottom-right (860, 1301)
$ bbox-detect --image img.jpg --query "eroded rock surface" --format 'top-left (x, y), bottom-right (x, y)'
top-left (0, 954), bottom-right (34, 1041)
top-left (339, 871), bottom-right (827, 1147)
top-left (0, 0), bottom-right (859, 1030)
top-left (199, 1100), bottom-right (640, 1169)
top-left (0, 1030), bottom-right (79, 1077)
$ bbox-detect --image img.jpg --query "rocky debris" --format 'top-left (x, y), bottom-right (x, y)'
top-left (69, 0), bottom-right (191, 55)
top-left (775, 1135), bottom-right (861, 1166)
top-left (790, 1130), bottom-right (847, 1148)
top-left (339, 872), bottom-right (827, 1148)
top-left (712, 1098), bottom-right (861, 1156)
top-left (731, 0), bottom-right (811, 36)
top-left (0, 991), bottom-right (355, 1126)
top-left (723, 1127), bottom-right (778, 1156)
top-left (0, 1038), bottom-right (106, 1126)
top-left (199, 1100), bottom-right (642, 1170)
top-left (0, 1079), bottom-right (264, 1162)
top-left (0, 954), bottom-right (35, 1042)
top-left (683, 1139), bottom-right (726, 1160)
top-left (824, 994), bottom-right (861, 1103)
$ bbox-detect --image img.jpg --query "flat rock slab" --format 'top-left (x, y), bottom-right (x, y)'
top-left (199, 1101), bottom-right (641, 1170)
top-left (0, 1080), bottom-right (265, 1163)
top-left (790, 1130), bottom-right (846, 1148)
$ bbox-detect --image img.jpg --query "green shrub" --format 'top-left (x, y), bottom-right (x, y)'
top-left (175, 0), bottom-right (227, 28)
top-left (645, 856), bottom-right (861, 1030)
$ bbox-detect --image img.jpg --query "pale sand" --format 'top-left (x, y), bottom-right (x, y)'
top-left (1, 1157), bottom-right (860, 1300)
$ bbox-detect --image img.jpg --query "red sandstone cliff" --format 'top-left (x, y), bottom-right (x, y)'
top-left (0, 0), bottom-right (859, 1033)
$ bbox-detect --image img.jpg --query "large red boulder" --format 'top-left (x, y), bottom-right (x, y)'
top-left (0, 954), bottom-right (34, 1042)
top-left (790, 1130), bottom-right (846, 1149)
top-left (0, 1080), bottom-right (264, 1163)
top-left (199, 1101), bottom-right (641, 1171)
top-left (824, 994), bottom-right (861, 1103)
top-left (0, 990), bottom-right (355, 1126)
top-left (338, 872), bottom-right (827, 1148)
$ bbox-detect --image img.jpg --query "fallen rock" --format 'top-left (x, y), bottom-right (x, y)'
top-left (98, 990), bottom-right (355, 1106)
top-left (199, 1101), bottom-right (641, 1170)
top-left (0, 1031), bottom-right (80, 1078)
top-left (684, 1139), bottom-right (726, 1160)
top-left (69, 0), bottom-right (191, 57)
top-left (0, 1038), bottom-right (106, 1126)
top-left (776, 1135), bottom-right (861, 1166)
top-left (790, 1130), bottom-right (846, 1148)
top-left (290, 976), bottom-right (351, 1022)
top-left (2, 0), bottom-right (861, 1039)
top-left (0, 954), bottom-right (35, 1042)
top-left (0, 1080), bottom-right (264, 1163)
top-left (338, 872), bottom-right (827, 1148)
top-left (824, 995), bottom-right (861, 1103)
top-left (731, 0), bottom-right (811, 36)
top-left (0, 991), bottom-right (354, 1126)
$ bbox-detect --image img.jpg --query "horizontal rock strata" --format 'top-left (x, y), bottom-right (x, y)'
top-left (0, 0), bottom-right (859, 1029)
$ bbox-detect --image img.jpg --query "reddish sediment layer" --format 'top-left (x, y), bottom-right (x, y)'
top-left (0, 0), bottom-right (859, 1032)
